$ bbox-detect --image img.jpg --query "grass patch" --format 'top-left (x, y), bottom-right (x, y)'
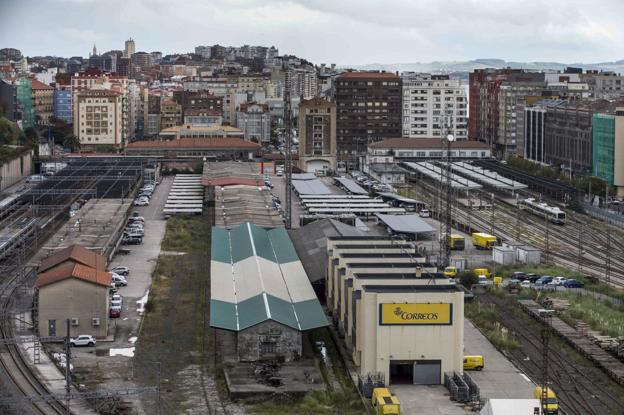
top-left (161, 216), bottom-right (209, 251)
top-left (466, 302), bottom-right (520, 351)
top-left (493, 264), bottom-right (624, 302)
top-left (134, 215), bottom-right (212, 413)
top-left (535, 290), bottom-right (624, 338)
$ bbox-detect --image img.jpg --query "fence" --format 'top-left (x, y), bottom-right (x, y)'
top-left (444, 372), bottom-right (480, 403)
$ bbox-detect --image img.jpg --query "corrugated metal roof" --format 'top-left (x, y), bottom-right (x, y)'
top-left (334, 177), bottom-right (368, 195)
top-left (292, 179), bottom-right (332, 195)
top-left (210, 223), bottom-right (328, 331)
top-left (376, 214), bottom-right (434, 234)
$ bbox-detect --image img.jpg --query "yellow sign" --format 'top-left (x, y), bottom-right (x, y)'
top-left (379, 303), bottom-right (452, 325)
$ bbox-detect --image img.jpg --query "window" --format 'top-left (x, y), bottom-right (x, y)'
top-left (260, 341), bottom-right (277, 354)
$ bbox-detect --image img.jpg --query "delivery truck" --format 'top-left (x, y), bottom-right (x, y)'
top-left (472, 233), bottom-right (498, 250)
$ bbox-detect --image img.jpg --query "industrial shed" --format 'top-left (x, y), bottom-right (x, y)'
top-left (210, 223), bottom-right (328, 362)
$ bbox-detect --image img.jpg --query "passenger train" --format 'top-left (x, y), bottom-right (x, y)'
top-left (518, 198), bottom-right (566, 224)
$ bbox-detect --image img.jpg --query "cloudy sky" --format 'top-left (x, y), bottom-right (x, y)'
top-left (1, 0), bottom-right (623, 65)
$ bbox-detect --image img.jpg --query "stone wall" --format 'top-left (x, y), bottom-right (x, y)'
top-left (238, 321), bottom-right (302, 362)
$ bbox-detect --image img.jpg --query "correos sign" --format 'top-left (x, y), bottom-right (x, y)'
top-left (379, 303), bottom-right (452, 325)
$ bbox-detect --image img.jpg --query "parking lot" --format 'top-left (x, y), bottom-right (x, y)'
top-left (67, 176), bottom-right (172, 396)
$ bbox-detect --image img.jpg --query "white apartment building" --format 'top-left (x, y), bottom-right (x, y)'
top-left (401, 73), bottom-right (468, 139)
top-left (74, 90), bottom-right (122, 147)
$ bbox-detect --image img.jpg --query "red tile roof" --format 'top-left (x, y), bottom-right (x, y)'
top-left (337, 71), bottom-right (400, 79)
top-left (30, 79), bottom-right (54, 90)
top-left (127, 137), bottom-right (261, 150)
top-left (36, 262), bottom-right (112, 289)
top-left (39, 244), bottom-right (107, 273)
top-left (202, 176), bottom-right (264, 187)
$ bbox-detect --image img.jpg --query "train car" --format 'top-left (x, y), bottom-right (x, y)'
top-left (518, 198), bottom-right (566, 224)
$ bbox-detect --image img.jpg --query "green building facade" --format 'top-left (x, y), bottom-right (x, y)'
top-left (592, 113), bottom-right (615, 186)
top-left (16, 78), bottom-right (35, 130)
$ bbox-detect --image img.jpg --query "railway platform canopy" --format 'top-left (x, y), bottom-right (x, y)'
top-left (403, 161), bottom-right (482, 189)
top-left (448, 162), bottom-right (528, 190)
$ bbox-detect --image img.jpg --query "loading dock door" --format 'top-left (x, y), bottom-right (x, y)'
top-left (413, 360), bottom-right (441, 385)
top-left (389, 361), bottom-right (414, 384)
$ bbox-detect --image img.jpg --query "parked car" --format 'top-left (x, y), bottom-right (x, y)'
top-left (525, 273), bottom-right (540, 283)
top-left (122, 236), bottom-right (142, 245)
top-left (512, 272), bottom-right (527, 280)
top-left (109, 308), bottom-right (121, 318)
top-left (134, 198), bottom-right (149, 206)
top-left (562, 279), bottom-right (584, 288)
top-left (419, 209), bottom-right (431, 218)
top-left (535, 276), bottom-right (554, 285)
top-left (126, 222), bottom-right (144, 229)
top-left (70, 335), bottom-right (96, 347)
top-left (110, 266), bottom-right (129, 276)
top-left (111, 293), bottom-right (123, 303)
top-left (520, 280), bottom-right (532, 289)
top-left (125, 230), bottom-right (144, 238)
top-left (131, 211), bottom-right (141, 218)
top-left (111, 275), bottom-right (127, 287)
top-left (550, 276), bottom-right (567, 285)
top-left (111, 298), bottom-right (123, 308)
top-left (128, 216), bottom-right (145, 223)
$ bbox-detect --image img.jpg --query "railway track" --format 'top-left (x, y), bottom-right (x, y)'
top-left (0, 159), bottom-right (144, 414)
top-left (0, 266), bottom-right (67, 415)
top-left (480, 293), bottom-right (624, 415)
top-left (406, 175), bottom-right (624, 288)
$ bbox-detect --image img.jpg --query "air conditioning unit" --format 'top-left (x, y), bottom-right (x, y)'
top-left (92, 318), bottom-right (100, 326)
top-left (71, 318), bottom-right (79, 326)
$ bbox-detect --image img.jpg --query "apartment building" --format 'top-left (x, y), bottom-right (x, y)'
top-left (401, 73), bottom-right (467, 139)
top-left (30, 79), bottom-right (54, 125)
top-left (298, 97), bottom-right (337, 173)
top-left (236, 102), bottom-right (271, 143)
top-left (160, 99), bottom-right (182, 130)
top-left (469, 68), bottom-right (546, 158)
top-left (74, 89), bottom-right (122, 147)
top-left (335, 71), bottom-right (402, 168)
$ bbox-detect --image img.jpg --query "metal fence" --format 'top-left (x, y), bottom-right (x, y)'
top-left (444, 372), bottom-right (479, 403)
top-left (582, 203), bottom-right (624, 228)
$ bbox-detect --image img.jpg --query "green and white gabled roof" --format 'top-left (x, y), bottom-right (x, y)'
top-left (210, 222), bottom-right (328, 332)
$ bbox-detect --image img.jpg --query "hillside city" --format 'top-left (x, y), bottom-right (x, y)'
top-left (1, 28), bottom-right (624, 415)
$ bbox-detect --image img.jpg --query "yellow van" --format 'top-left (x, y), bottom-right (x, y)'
top-left (463, 355), bottom-right (484, 371)
top-left (371, 388), bottom-right (400, 415)
top-left (443, 266), bottom-right (458, 278)
top-left (473, 268), bottom-right (491, 278)
top-left (534, 386), bottom-right (558, 414)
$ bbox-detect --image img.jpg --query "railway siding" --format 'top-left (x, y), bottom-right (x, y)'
top-left (518, 299), bottom-right (624, 386)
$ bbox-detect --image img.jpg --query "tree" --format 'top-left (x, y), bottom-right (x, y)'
top-left (63, 134), bottom-right (80, 152)
top-left (458, 270), bottom-right (478, 288)
top-left (0, 116), bottom-right (20, 145)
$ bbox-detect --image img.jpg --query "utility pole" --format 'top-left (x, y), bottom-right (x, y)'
top-left (283, 62), bottom-right (292, 229)
top-left (65, 318), bottom-right (71, 414)
top-left (544, 215), bottom-right (550, 264)
top-left (605, 229), bottom-right (611, 285)
top-left (539, 310), bottom-right (553, 415)
top-left (577, 223), bottom-right (583, 273)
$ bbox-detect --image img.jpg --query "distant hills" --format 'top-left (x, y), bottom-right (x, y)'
top-left (347, 59), bottom-right (624, 77)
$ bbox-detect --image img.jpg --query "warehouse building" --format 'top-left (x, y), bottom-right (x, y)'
top-left (326, 237), bottom-right (464, 385)
top-left (210, 223), bottom-right (328, 362)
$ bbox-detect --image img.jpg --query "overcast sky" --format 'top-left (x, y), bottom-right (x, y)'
top-left (1, 0), bottom-right (623, 65)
